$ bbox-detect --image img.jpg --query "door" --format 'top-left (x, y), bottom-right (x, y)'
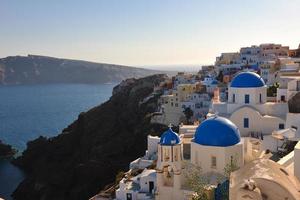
top-left (281, 95), bottom-right (285, 102)
top-left (245, 94), bottom-right (250, 104)
top-left (126, 193), bottom-right (132, 200)
top-left (149, 181), bottom-right (154, 193)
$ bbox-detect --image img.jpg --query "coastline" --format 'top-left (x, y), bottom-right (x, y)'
top-left (0, 83), bottom-right (117, 199)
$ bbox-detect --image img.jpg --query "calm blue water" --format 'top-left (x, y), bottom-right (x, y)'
top-left (0, 84), bottom-right (116, 199)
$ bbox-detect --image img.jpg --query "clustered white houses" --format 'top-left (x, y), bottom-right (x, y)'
top-left (152, 73), bottom-right (214, 126)
top-left (155, 73), bottom-right (300, 200)
top-left (108, 43), bottom-right (300, 200)
top-left (215, 43), bottom-right (300, 86)
top-left (154, 72), bottom-right (300, 200)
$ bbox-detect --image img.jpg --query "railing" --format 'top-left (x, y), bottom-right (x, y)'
top-left (249, 131), bottom-right (264, 140)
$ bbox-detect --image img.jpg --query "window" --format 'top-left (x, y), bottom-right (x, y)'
top-left (175, 103), bottom-right (178, 107)
top-left (126, 193), bottom-right (132, 200)
top-left (232, 94), bottom-right (235, 103)
top-left (245, 94), bottom-right (250, 104)
top-left (211, 156), bottom-right (217, 169)
top-left (259, 93), bottom-right (262, 103)
top-left (279, 124), bottom-right (285, 130)
top-left (244, 118), bottom-right (249, 128)
top-left (171, 102), bottom-right (174, 107)
top-left (164, 149), bottom-right (170, 162)
top-left (174, 148), bottom-right (178, 161)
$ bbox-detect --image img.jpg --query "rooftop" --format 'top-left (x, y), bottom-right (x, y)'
top-left (230, 71), bottom-right (265, 88)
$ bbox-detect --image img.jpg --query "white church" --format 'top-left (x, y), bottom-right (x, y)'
top-left (212, 71), bottom-right (288, 137)
top-left (156, 116), bottom-right (244, 200)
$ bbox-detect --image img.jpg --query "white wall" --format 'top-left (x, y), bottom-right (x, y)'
top-left (157, 144), bottom-right (182, 172)
top-left (155, 184), bottom-right (185, 200)
top-left (147, 135), bottom-right (160, 158)
top-left (116, 180), bottom-right (139, 200)
top-left (229, 107), bottom-right (285, 137)
top-left (261, 135), bottom-right (280, 152)
top-left (277, 88), bottom-right (287, 102)
top-left (286, 113), bottom-right (300, 133)
top-left (228, 87), bottom-right (267, 105)
top-left (294, 142), bottom-right (300, 180)
top-left (190, 142), bottom-right (243, 174)
top-left (140, 171), bottom-right (156, 193)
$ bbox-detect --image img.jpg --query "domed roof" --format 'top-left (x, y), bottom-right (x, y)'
top-left (194, 116), bottom-right (240, 147)
top-left (230, 71), bottom-right (265, 88)
top-left (211, 80), bottom-right (218, 85)
top-left (160, 128), bottom-right (180, 146)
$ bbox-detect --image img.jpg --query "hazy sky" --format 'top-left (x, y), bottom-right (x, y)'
top-left (1, 0), bottom-right (300, 67)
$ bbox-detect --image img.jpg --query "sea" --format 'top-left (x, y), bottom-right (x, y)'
top-left (0, 83), bottom-right (116, 200)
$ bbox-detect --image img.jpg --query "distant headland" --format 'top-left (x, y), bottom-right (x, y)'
top-left (0, 55), bottom-right (165, 85)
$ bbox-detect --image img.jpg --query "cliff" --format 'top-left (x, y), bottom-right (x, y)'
top-left (0, 55), bottom-right (161, 85)
top-left (0, 140), bottom-right (16, 158)
top-left (12, 74), bottom-right (168, 200)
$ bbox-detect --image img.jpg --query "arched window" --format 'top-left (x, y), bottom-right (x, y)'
top-left (244, 118), bottom-right (249, 128)
top-left (259, 93), bottom-right (262, 103)
top-left (211, 156), bottom-right (217, 169)
top-left (245, 94), bottom-right (250, 104)
top-left (174, 148), bottom-right (178, 161)
top-left (164, 148), bottom-right (170, 162)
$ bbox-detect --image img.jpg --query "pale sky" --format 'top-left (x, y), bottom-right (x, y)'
top-left (1, 0), bottom-right (300, 67)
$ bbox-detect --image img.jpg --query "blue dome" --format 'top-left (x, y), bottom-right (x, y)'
top-left (160, 128), bottom-right (180, 145)
top-left (211, 80), bottom-right (218, 85)
top-left (194, 116), bottom-right (240, 147)
top-left (230, 72), bottom-right (265, 88)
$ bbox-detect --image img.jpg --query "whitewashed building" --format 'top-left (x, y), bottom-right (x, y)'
top-left (240, 45), bottom-right (260, 65)
top-left (115, 169), bottom-right (156, 200)
top-left (155, 117), bottom-right (244, 200)
top-left (211, 71), bottom-right (288, 137)
top-left (277, 75), bottom-right (300, 102)
top-left (116, 136), bottom-right (160, 200)
top-left (130, 136), bottom-right (160, 170)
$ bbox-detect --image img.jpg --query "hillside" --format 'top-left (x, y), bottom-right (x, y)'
top-left (12, 74), bottom-right (168, 200)
top-left (0, 140), bottom-right (16, 158)
top-left (0, 55), bottom-right (161, 85)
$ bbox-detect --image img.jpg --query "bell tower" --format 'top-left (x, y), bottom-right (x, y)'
top-left (156, 126), bottom-right (182, 199)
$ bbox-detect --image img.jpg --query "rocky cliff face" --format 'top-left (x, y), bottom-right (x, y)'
top-left (0, 55), bottom-right (161, 85)
top-left (12, 74), bottom-right (168, 200)
top-left (0, 140), bottom-right (16, 158)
